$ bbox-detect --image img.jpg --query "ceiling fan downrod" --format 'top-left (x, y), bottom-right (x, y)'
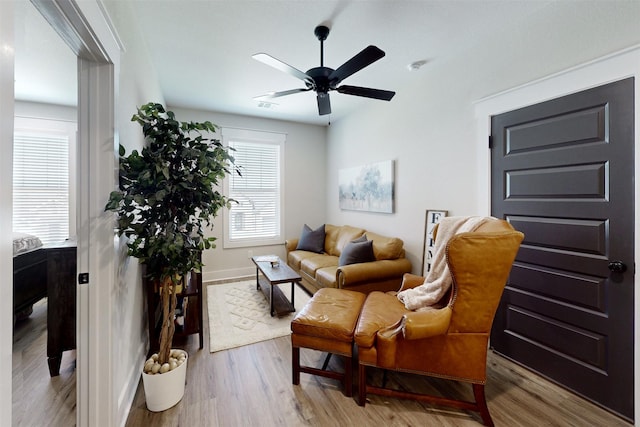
top-left (314, 25), bottom-right (330, 67)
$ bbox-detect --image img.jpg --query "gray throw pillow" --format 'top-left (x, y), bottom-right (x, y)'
top-left (296, 224), bottom-right (325, 253)
top-left (339, 238), bottom-right (374, 266)
top-left (351, 234), bottom-right (367, 244)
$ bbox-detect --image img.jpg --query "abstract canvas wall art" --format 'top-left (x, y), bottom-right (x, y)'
top-left (338, 160), bottom-right (394, 213)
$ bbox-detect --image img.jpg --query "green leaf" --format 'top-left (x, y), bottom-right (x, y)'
top-left (106, 102), bottom-right (237, 284)
top-left (104, 191), bottom-right (123, 211)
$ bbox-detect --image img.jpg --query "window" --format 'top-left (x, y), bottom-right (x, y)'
top-left (13, 116), bottom-right (76, 245)
top-left (222, 128), bottom-right (285, 248)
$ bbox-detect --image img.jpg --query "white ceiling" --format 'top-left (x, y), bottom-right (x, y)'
top-left (14, 1), bottom-right (77, 108)
top-left (15, 0), bottom-right (554, 126)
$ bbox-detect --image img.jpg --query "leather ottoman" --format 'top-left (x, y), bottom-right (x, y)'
top-left (291, 288), bottom-right (366, 396)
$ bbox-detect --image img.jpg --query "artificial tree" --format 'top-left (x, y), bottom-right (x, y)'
top-left (105, 102), bottom-right (238, 367)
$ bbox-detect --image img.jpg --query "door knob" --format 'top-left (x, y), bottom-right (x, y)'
top-left (608, 260), bottom-right (627, 273)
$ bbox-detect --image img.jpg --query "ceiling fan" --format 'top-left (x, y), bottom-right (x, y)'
top-left (252, 25), bottom-right (395, 116)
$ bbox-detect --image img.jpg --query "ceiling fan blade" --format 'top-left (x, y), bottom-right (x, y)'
top-left (328, 45), bottom-right (385, 84)
top-left (337, 85), bottom-right (395, 101)
top-left (252, 53), bottom-right (314, 85)
top-left (253, 88), bottom-right (312, 99)
top-left (317, 92), bottom-right (331, 115)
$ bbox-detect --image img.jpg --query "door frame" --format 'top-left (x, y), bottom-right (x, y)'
top-left (38, 2), bottom-right (121, 425)
top-left (0, 3), bottom-right (15, 423)
top-left (0, 1), bottom-right (121, 426)
top-left (474, 45), bottom-right (640, 421)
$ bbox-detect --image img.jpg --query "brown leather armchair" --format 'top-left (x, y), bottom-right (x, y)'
top-left (354, 218), bottom-right (524, 426)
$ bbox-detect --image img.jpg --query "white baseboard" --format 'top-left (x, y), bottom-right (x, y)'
top-left (117, 340), bottom-right (147, 427)
top-left (202, 266), bottom-right (255, 283)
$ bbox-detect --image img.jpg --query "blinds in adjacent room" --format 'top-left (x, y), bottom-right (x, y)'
top-left (13, 117), bottom-right (75, 245)
top-left (222, 128), bottom-right (285, 248)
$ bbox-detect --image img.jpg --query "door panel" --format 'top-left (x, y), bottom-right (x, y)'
top-left (491, 78), bottom-right (634, 421)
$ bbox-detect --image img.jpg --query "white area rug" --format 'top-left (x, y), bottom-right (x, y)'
top-left (207, 279), bottom-right (311, 352)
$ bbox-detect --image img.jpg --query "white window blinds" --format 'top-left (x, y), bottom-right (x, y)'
top-left (222, 128), bottom-right (285, 248)
top-left (13, 117), bottom-right (75, 245)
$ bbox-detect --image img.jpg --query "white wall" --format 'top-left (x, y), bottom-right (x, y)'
top-left (101, 1), bottom-right (166, 424)
top-left (326, 0), bottom-right (640, 277)
top-left (326, 0), bottom-right (640, 421)
top-left (169, 107), bottom-right (327, 282)
top-left (14, 101), bottom-right (76, 121)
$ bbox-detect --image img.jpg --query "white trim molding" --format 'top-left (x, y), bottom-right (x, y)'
top-left (0, 2), bottom-right (15, 425)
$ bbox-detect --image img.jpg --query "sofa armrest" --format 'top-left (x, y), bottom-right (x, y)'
top-left (285, 238), bottom-right (298, 253)
top-left (398, 273), bottom-right (425, 292)
top-left (337, 258), bottom-right (412, 288)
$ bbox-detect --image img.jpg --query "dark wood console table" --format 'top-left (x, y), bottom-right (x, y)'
top-left (46, 239), bottom-right (77, 377)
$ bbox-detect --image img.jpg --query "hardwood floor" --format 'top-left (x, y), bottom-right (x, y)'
top-left (124, 333), bottom-right (632, 427)
top-left (125, 286), bottom-right (632, 427)
top-left (12, 299), bottom-right (76, 427)
top-left (12, 291), bottom-right (633, 426)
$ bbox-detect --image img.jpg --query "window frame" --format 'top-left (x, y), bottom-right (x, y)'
top-left (221, 127), bottom-right (285, 249)
top-left (13, 115), bottom-right (77, 245)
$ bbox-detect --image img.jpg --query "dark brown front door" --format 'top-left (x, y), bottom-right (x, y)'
top-left (490, 78), bottom-right (634, 421)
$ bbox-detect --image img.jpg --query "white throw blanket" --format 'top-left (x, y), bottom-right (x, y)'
top-left (397, 216), bottom-right (492, 311)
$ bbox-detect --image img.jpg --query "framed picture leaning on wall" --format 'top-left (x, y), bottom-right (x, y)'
top-left (422, 209), bottom-right (448, 276)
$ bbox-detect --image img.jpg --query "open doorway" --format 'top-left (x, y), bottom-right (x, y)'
top-left (4, 0), bottom-right (121, 425)
top-left (12, 2), bottom-right (78, 424)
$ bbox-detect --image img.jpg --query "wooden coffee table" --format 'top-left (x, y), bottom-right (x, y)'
top-left (251, 256), bottom-right (302, 317)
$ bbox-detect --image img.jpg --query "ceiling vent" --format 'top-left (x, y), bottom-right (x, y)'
top-left (257, 101), bottom-right (277, 109)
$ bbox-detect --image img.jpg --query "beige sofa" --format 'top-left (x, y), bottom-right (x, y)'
top-left (285, 224), bottom-right (412, 294)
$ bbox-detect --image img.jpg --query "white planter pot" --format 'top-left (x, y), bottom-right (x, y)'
top-left (141, 349), bottom-right (188, 412)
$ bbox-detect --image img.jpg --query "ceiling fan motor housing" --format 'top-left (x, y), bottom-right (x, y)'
top-left (305, 66), bottom-right (336, 93)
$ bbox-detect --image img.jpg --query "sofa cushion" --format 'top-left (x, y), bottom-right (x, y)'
top-left (287, 249), bottom-right (320, 270)
top-left (337, 226), bottom-right (367, 255)
top-left (324, 224), bottom-right (366, 256)
top-left (355, 291), bottom-right (410, 348)
top-left (339, 238), bottom-right (375, 266)
top-left (365, 231), bottom-right (404, 260)
top-left (301, 254), bottom-right (339, 277)
top-left (291, 288), bottom-right (367, 342)
top-left (323, 224), bottom-right (340, 256)
top-left (296, 224), bottom-right (325, 253)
